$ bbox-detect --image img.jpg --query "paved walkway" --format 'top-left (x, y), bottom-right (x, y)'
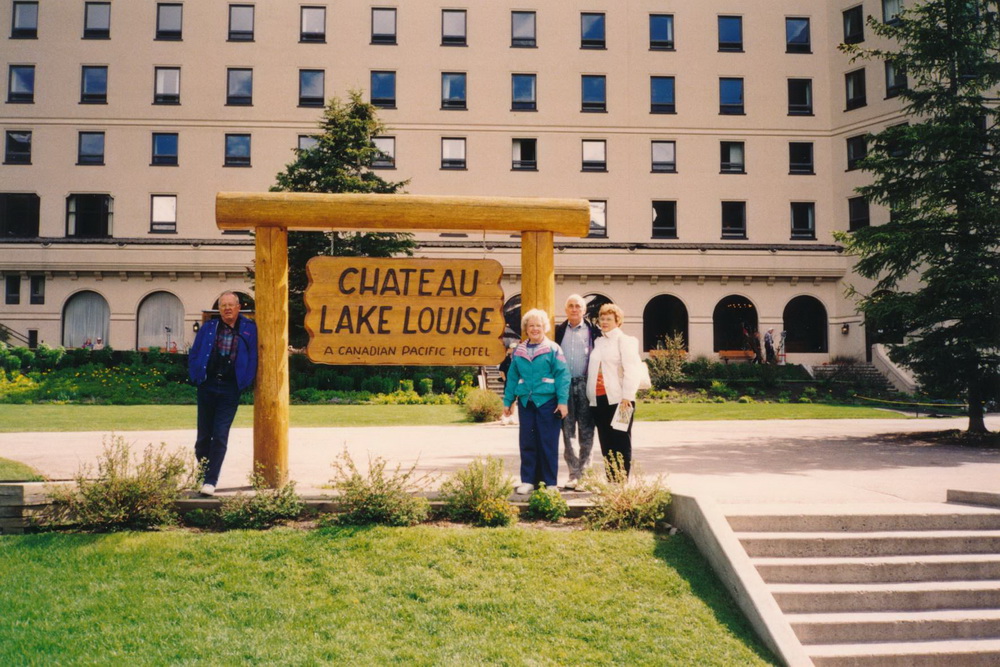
top-left (2, 414), bottom-right (998, 505)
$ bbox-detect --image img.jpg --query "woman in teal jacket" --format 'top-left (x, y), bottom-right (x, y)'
top-left (502, 308), bottom-right (570, 495)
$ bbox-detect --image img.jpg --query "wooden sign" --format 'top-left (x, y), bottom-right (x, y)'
top-left (304, 257), bottom-right (506, 365)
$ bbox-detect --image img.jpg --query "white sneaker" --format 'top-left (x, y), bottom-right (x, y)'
top-left (199, 483), bottom-right (216, 497)
top-left (515, 483), bottom-right (534, 495)
top-left (564, 478), bottom-right (579, 490)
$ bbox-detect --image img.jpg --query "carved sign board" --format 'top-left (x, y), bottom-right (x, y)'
top-left (304, 257), bottom-right (506, 365)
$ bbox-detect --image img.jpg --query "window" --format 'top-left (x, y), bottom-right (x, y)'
top-left (650, 76), bottom-right (675, 114)
top-left (885, 61), bottom-right (907, 98)
top-left (651, 140), bottom-right (676, 173)
top-left (224, 133), bottom-right (251, 167)
top-left (790, 202), bottom-right (816, 239)
top-left (651, 201), bottom-right (677, 239)
top-left (29, 275), bottom-right (43, 304)
top-left (298, 69), bottom-right (324, 107)
top-left (80, 66), bottom-right (108, 104)
top-left (441, 72), bottom-right (466, 109)
top-left (372, 136), bottom-right (395, 168)
top-left (788, 78), bottom-right (812, 115)
top-left (5, 276), bottom-right (20, 305)
top-left (581, 75), bottom-right (606, 112)
top-left (156, 3), bottom-right (182, 40)
top-left (441, 9), bottom-right (466, 46)
top-left (300, 6), bottom-right (325, 42)
top-left (371, 8), bottom-right (396, 44)
top-left (789, 142), bottom-right (814, 174)
top-left (848, 196), bottom-right (870, 231)
top-left (650, 14), bottom-right (674, 50)
top-left (154, 67), bottom-right (180, 104)
top-left (77, 131), bottom-right (105, 165)
top-left (845, 68), bottom-right (866, 110)
top-left (582, 140), bottom-right (606, 172)
top-left (298, 135), bottom-right (318, 151)
top-left (883, 0), bottom-right (902, 24)
top-left (441, 137), bottom-right (466, 169)
top-left (84, 2), bottom-right (111, 39)
top-left (786, 17), bottom-right (810, 53)
top-left (511, 74), bottom-right (536, 111)
top-left (4, 130), bottom-right (31, 164)
top-left (888, 122), bottom-right (909, 157)
top-left (228, 4), bottom-right (254, 41)
top-left (720, 141), bottom-right (745, 173)
top-left (66, 194), bottom-right (113, 238)
top-left (370, 71), bottom-right (396, 108)
top-left (581, 13), bottom-right (605, 49)
top-left (511, 11), bottom-right (535, 47)
top-left (512, 138), bottom-right (536, 170)
top-left (0, 193), bottom-right (39, 237)
top-left (718, 16), bottom-right (742, 51)
top-left (7, 65), bottom-right (34, 103)
top-left (719, 78), bottom-right (744, 115)
top-left (152, 132), bottom-right (178, 165)
top-left (588, 200), bottom-right (607, 238)
top-left (843, 6), bottom-right (864, 44)
top-left (721, 201), bottom-right (746, 239)
top-left (846, 134), bottom-right (867, 170)
top-left (11, 1), bottom-right (38, 38)
top-left (226, 68), bottom-right (252, 106)
top-left (150, 194), bottom-right (177, 233)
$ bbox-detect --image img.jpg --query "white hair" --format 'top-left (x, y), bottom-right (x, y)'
top-left (565, 294), bottom-right (586, 308)
top-left (520, 308), bottom-right (551, 334)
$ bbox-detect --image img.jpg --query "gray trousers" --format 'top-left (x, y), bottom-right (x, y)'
top-left (561, 377), bottom-right (596, 479)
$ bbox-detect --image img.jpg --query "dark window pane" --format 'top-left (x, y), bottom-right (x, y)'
top-left (788, 79), bottom-right (812, 115)
top-left (786, 17), bottom-right (810, 53)
top-left (5, 130), bottom-right (32, 164)
top-left (581, 13), bottom-right (605, 48)
top-left (11, 2), bottom-right (38, 39)
top-left (152, 133), bottom-right (178, 165)
top-left (650, 14), bottom-right (674, 50)
top-left (441, 73), bottom-right (466, 109)
top-left (843, 6), bottom-right (864, 44)
top-left (512, 138), bottom-right (536, 170)
top-left (78, 132), bottom-right (105, 165)
top-left (846, 69), bottom-right (866, 110)
top-left (848, 196), bottom-right (870, 231)
top-left (722, 201), bottom-right (746, 238)
top-left (846, 135), bottom-right (867, 170)
top-left (720, 78), bottom-right (744, 114)
top-left (652, 201), bottom-right (677, 238)
top-left (511, 74), bottom-right (536, 111)
top-left (718, 16), bottom-right (742, 51)
top-left (30, 275), bottom-right (44, 304)
top-left (225, 134), bottom-right (251, 166)
top-left (791, 202), bottom-right (816, 239)
top-left (299, 69), bottom-right (324, 107)
top-left (227, 69), bottom-right (253, 106)
top-left (66, 194), bottom-right (113, 238)
top-left (0, 193), bottom-right (40, 238)
top-left (511, 11), bottom-right (535, 47)
top-left (789, 142), bottom-right (814, 174)
top-left (8, 66), bottom-right (35, 103)
top-left (651, 77), bottom-right (675, 114)
top-left (720, 142), bottom-right (745, 173)
top-left (370, 71), bottom-right (396, 108)
top-left (582, 75), bottom-right (606, 112)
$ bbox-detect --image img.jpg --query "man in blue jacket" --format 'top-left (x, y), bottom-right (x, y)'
top-left (188, 291), bottom-right (258, 496)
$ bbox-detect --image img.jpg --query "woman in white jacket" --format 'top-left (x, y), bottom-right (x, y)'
top-left (586, 303), bottom-right (643, 477)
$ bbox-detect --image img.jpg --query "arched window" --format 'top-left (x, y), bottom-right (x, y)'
top-left (137, 291), bottom-right (185, 350)
top-left (62, 291), bottom-right (110, 348)
top-left (783, 295), bottom-right (828, 353)
top-left (643, 295), bottom-right (688, 351)
top-left (583, 293), bottom-right (613, 325)
top-left (502, 294), bottom-right (521, 339)
top-left (713, 295), bottom-right (758, 351)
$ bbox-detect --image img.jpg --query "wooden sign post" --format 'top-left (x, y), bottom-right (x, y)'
top-left (216, 192), bottom-right (589, 487)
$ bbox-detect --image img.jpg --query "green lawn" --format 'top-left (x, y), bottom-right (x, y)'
top-left (0, 527), bottom-right (775, 666)
top-left (0, 457), bottom-right (42, 481)
top-left (639, 402), bottom-right (906, 421)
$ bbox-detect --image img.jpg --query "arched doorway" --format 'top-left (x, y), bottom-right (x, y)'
top-left (643, 294), bottom-right (689, 351)
top-left (62, 291), bottom-right (110, 348)
top-left (783, 295), bottom-right (828, 353)
top-left (713, 295), bottom-right (758, 351)
top-left (502, 294), bottom-right (521, 340)
top-left (583, 293), bottom-right (613, 325)
top-left (137, 291), bottom-right (185, 351)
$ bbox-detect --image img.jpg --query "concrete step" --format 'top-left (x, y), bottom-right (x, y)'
top-left (729, 512), bottom-right (1000, 533)
top-left (771, 581), bottom-right (1000, 613)
top-left (808, 638), bottom-right (1000, 667)
top-left (788, 609), bottom-right (1000, 645)
top-left (737, 530), bottom-right (1000, 558)
top-left (753, 554), bottom-right (1000, 584)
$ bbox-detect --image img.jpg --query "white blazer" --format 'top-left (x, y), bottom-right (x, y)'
top-left (586, 327), bottom-right (643, 406)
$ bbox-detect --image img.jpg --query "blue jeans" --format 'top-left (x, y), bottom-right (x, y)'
top-left (195, 378), bottom-right (241, 486)
top-left (519, 397), bottom-right (562, 488)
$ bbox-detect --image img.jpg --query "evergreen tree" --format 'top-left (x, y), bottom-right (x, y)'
top-left (268, 90), bottom-right (414, 347)
top-left (838, 0), bottom-right (1000, 432)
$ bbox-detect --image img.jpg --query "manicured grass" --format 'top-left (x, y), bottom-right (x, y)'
top-left (0, 457), bottom-right (43, 481)
top-left (0, 527), bottom-right (775, 665)
top-left (0, 404), bottom-right (469, 432)
top-left (638, 402), bottom-right (906, 421)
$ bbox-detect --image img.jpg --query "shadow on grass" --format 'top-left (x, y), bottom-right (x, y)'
top-left (653, 532), bottom-right (779, 666)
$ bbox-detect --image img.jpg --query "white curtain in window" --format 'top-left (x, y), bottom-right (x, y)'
top-left (137, 291), bottom-right (185, 350)
top-left (442, 10), bottom-right (466, 37)
top-left (512, 12), bottom-right (535, 39)
top-left (301, 7), bottom-right (324, 34)
top-left (442, 139), bottom-right (465, 160)
top-left (652, 141), bottom-right (675, 164)
top-left (157, 68), bottom-right (179, 95)
top-left (63, 291), bottom-right (110, 348)
top-left (372, 9), bottom-right (395, 35)
top-left (583, 140), bottom-right (606, 162)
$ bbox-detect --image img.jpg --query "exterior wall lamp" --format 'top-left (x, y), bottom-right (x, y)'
top-left (841, 323), bottom-right (850, 335)
top-left (192, 322), bottom-right (200, 333)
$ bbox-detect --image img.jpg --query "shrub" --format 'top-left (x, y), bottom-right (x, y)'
top-left (439, 456), bottom-right (517, 526)
top-left (326, 449), bottom-right (433, 527)
top-left (709, 380), bottom-right (738, 401)
top-left (526, 483), bottom-right (569, 521)
top-left (45, 436), bottom-right (192, 532)
top-left (218, 470), bottom-right (305, 530)
top-left (416, 377), bottom-right (434, 396)
top-left (464, 388), bottom-right (503, 423)
top-left (580, 454), bottom-right (671, 531)
top-left (647, 332), bottom-right (687, 388)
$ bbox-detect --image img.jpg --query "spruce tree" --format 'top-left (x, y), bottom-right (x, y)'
top-left (839, 0), bottom-right (1000, 433)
